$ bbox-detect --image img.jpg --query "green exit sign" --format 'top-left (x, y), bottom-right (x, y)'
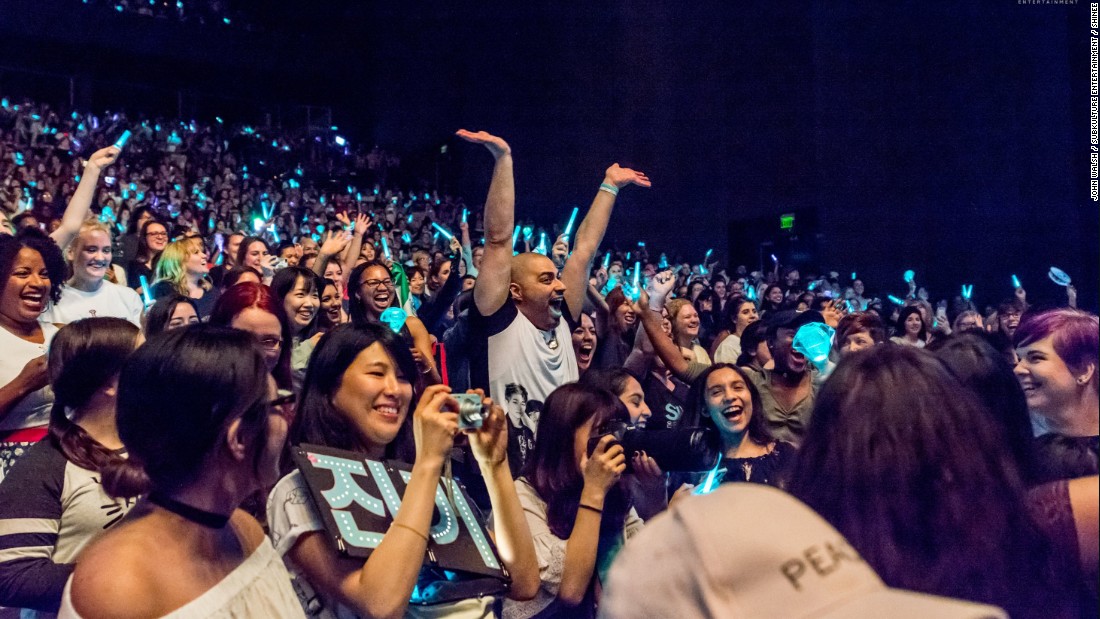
top-left (780, 213), bottom-right (795, 230)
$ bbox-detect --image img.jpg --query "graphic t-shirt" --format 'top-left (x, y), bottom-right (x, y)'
top-left (42, 282), bottom-right (143, 327)
top-left (468, 299), bottom-right (578, 473)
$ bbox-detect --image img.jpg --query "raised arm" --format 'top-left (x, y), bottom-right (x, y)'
top-left (560, 164), bottom-right (650, 322)
top-left (51, 147), bottom-right (120, 250)
top-left (458, 130), bottom-right (513, 316)
top-left (637, 273), bottom-right (695, 382)
top-left (343, 214), bottom-right (372, 275)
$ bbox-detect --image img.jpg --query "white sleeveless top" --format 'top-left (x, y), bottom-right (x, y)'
top-left (57, 537), bottom-right (304, 618)
top-left (0, 320), bottom-right (60, 433)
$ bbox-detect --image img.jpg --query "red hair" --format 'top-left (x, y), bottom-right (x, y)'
top-left (208, 283), bottom-right (293, 389)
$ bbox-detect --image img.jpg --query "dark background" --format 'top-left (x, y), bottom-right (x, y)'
top-left (1, 0), bottom-right (1094, 308)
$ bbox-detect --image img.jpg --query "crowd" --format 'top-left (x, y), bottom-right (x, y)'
top-left (0, 93), bottom-right (1097, 619)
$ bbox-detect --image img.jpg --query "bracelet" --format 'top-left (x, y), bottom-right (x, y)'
top-left (390, 522), bottom-right (429, 543)
top-left (598, 183), bottom-right (619, 197)
top-left (578, 503), bottom-right (603, 515)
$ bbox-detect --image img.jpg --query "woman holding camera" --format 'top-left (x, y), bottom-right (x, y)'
top-left (267, 323), bottom-right (537, 618)
top-left (506, 383), bottom-right (643, 619)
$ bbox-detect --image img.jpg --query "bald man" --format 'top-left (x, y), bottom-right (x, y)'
top-left (457, 129), bottom-right (650, 472)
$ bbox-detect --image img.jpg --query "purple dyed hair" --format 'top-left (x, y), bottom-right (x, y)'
top-left (1013, 308), bottom-right (1099, 390)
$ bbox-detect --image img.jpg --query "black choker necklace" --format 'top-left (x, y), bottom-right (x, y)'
top-left (148, 491), bottom-right (231, 529)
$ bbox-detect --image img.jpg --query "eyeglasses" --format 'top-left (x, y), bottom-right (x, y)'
top-left (145, 231), bottom-right (168, 239)
top-left (257, 336), bottom-right (283, 350)
top-left (360, 278), bottom-right (394, 289)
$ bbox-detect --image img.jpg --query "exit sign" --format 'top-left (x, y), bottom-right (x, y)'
top-left (780, 213), bottom-right (795, 230)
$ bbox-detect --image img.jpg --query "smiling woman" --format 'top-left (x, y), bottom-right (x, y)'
top-left (42, 222), bottom-right (143, 327)
top-left (0, 230), bottom-right (67, 482)
top-left (270, 267), bottom-right (323, 392)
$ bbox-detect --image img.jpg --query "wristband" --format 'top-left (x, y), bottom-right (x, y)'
top-left (578, 503), bottom-right (603, 515)
top-left (390, 522), bottom-right (429, 543)
top-left (598, 183), bottom-right (619, 197)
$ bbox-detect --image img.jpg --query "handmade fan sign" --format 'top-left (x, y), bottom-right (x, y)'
top-left (290, 445), bottom-right (508, 583)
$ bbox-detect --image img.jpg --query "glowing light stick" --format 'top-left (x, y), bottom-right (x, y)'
top-left (562, 207), bottom-right (579, 241)
top-left (1048, 266), bottom-right (1071, 287)
top-left (658, 253), bottom-right (669, 268)
top-left (1012, 274), bottom-right (1021, 289)
top-left (381, 237), bottom-right (392, 260)
top-left (961, 285), bottom-right (974, 300)
top-left (113, 129), bottom-right (132, 150)
top-left (139, 275), bottom-right (153, 307)
top-left (851, 272), bottom-right (857, 280)
top-left (253, 218), bottom-right (265, 232)
top-left (694, 463), bottom-right (725, 495)
top-left (770, 254), bottom-right (778, 264)
top-left (512, 225), bottom-right (521, 248)
top-left (632, 261), bottom-right (640, 292)
top-left (792, 323), bottom-right (835, 373)
top-left (270, 223), bottom-right (280, 243)
top-left (602, 252), bottom-right (611, 270)
top-left (745, 283), bottom-right (757, 301)
top-left (402, 231), bottom-right (412, 244)
top-left (380, 307), bottom-right (408, 334)
top-left (461, 207), bottom-right (468, 224)
top-left (888, 295), bottom-right (905, 306)
top-left (522, 225), bottom-right (534, 241)
top-left (431, 222), bottom-right (454, 240)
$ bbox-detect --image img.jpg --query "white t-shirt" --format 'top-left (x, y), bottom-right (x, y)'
top-left (42, 281), bottom-right (143, 327)
top-left (713, 334), bottom-right (742, 364)
top-left (0, 320), bottom-right (59, 433)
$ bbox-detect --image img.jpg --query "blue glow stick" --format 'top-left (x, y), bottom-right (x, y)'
top-left (402, 231), bottom-right (412, 244)
top-left (270, 223), bottom-right (280, 243)
top-left (512, 225), bottom-right (521, 248)
top-left (461, 208), bottom-right (468, 224)
top-left (632, 261), bottom-right (640, 292)
top-left (522, 225), bottom-right (534, 241)
top-left (694, 463), bottom-right (724, 495)
top-left (888, 295), bottom-right (905, 306)
top-left (770, 254), bottom-right (778, 265)
top-left (562, 207), bottom-right (579, 240)
top-left (851, 272), bottom-right (857, 281)
top-left (407, 213), bottom-right (414, 224)
top-left (381, 237), bottom-right (391, 260)
top-left (746, 284), bottom-right (757, 301)
top-left (139, 275), bottom-right (153, 306)
top-left (113, 130), bottom-right (132, 149)
top-left (903, 269), bottom-right (915, 284)
top-left (431, 222), bottom-right (454, 240)
top-left (602, 252), bottom-right (611, 270)
top-left (535, 232), bottom-right (548, 255)
top-left (1048, 266), bottom-right (1072, 287)
top-left (705, 248), bottom-right (713, 261)
top-left (961, 285), bottom-right (973, 300)
top-left (1012, 274), bottom-right (1021, 289)
top-left (658, 253), bottom-right (669, 269)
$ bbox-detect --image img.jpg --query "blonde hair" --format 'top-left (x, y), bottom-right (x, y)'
top-left (154, 237), bottom-right (211, 296)
top-left (67, 221), bottom-right (114, 280)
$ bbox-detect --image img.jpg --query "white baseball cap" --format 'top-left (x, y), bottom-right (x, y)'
top-left (600, 484), bottom-right (1006, 619)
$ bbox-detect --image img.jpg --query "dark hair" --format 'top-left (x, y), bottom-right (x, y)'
top-left (894, 305), bottom-right (927, 341)
top-left (759, 284), bottom-right (784, 314)
top-left (522, 383), bottom-right (631, 540)
top-left (221, 266), bottom-right (263, 288)
top-left (579, 368), bottom-right (641, 398)
top-left (787, 345), bottom-right (1070, 617)
top-left (48, 318), bottom-right (144, 495)
top-left (208, 282), bottom-right (293, 390)
top-left (109, 326), bottom-right (272, 498)
top-left (688, 363), bottom-right (772, 447)
top-left (126, 206), bottom-right (156, 235)
top-left (348, 260), bottom-right (394, 327)
top-left (143, 294), bottom-right (201, 337)
top-left (835, 312), bottom-right (887, 346)
top-left (270, 266), bottom-right (324, 338)
top-left (135, 219), bottom-right (166, 264)
top-left (235, 236), bottom-right (269, 270)
top-left (735, 320), bottom-right (768, 367)
top-left (290, 323), bottom-right (419, 461)
top-left (720, 295), bottom-right (752, 332)
top-left (0, 228), bottom-right (66, 306)
top-left (930, 333), bottom-right (1039, 485)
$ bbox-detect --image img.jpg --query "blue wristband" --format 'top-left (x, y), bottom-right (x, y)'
top-left (599, 183), bottom-right (619, 197)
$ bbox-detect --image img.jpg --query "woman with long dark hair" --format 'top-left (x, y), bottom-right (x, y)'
top-left (270, 266), bottom-right (323, 391)
top-left (0, 230), bottom-right (67, 481)
top-left (124, 219), bottom-right (167, 290)
top-left (61, 326), bottom-right (301, 617)
top-left (507, 383), bottom-right (643, 619)
top-left (0, 318), bottom-right (141, 615)
top-left (685, 363), bottom-right (794, 487)
top-left (348, 260), bottom-right (440, 383)
top-left (142, 294), bottom-right (199, 337)
top-left (787, 345), bottom-right (1077, 618)
top-left (267, 323), bottom-right (537, 618)
top-left (711, 296), bottom-right (758, 364)
top-left (890, 305), bottom-right (928, 348)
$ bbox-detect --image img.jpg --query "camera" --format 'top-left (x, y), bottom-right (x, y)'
top-left (452, 393), bottom-right (484, 431)
top-left (587, 421), bottom-right (719, 473)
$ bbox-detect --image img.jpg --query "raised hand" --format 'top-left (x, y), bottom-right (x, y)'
top-left (448, 236), bottom-right (462, 254)
top-left (455, 129), bottom-right (511, 159)
top-left (646, 269), bottom-right (676, 310)
top-left (335, 212), bottom-right (352, 229)
top-left (464, 390), bottom-right (508, 468)
top-left (85, 146), bottom-right (121, 172)
top-left (412, 384), bottom-right (460, 470)
top-left (354, 213), bottom-right (373, 237)
top-left (603, 164), bottom-right (651, 189)
top-left (319, 230), bottom-right (352, 257)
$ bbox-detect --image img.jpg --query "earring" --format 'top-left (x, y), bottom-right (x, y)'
top-left (1077, 377), bottom-right (1088, 385)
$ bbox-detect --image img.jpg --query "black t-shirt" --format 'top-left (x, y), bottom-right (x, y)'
top-left (641, 371), bottom-right (693, 432)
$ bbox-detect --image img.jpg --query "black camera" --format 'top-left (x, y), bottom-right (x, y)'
top-left (587, 421), bottom-right (719, 473)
